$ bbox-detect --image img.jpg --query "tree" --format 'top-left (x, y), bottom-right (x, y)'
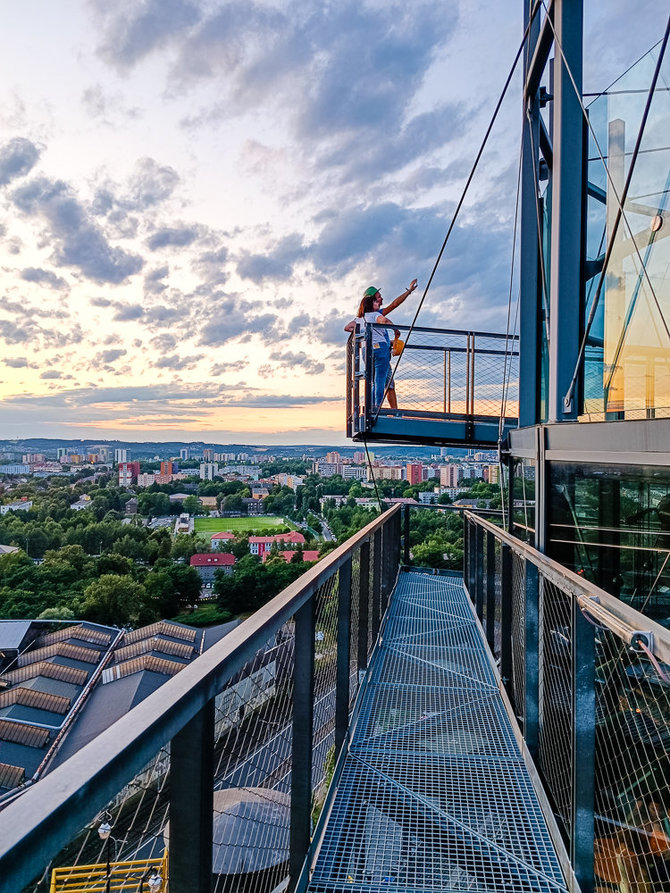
top-left (183, 495), bottom-right (200, 514)
top-left (81, 574), bottom-right (155, 627)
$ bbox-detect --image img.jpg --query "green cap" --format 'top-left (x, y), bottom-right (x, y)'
top-left (364, 286), bottom-right (380, 297)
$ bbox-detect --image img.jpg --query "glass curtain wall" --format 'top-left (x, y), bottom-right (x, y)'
top-left (582, 45), bottom-right (670, 420)
top-left (548, 462), bottom-right (670, 627)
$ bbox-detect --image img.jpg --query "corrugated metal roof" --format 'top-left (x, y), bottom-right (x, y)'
top-left (0, 720), bottom-right (50, 749)
top-left (0, 688), bottom-right (70, 714)
top-left (0, 761), bottom-right (25, 790)
top-left (17, 642), bottom-right (102, 667)
top-left (3, 662), bottom-right (89, 687)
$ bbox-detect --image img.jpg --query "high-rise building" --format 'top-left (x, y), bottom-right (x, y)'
top-left (114, 449), bottom-right (128, 464)
top-left (326, 451), bottom-right (341, 464)
top-left (353, 451), bottom-right (366, 464)
top-left (180, 448), bottom-right (190, 460)
top-left (440, 465), bottom-right (461, 487)
top-left (118, 462), bottom-right (140, 487)
top-left (406, 463), bottom-right (423, 486)
top-left (199, 463), bottom-right (218, 481)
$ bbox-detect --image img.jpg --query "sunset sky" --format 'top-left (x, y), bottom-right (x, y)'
top-left (0, 1), bottom-right (664, 444)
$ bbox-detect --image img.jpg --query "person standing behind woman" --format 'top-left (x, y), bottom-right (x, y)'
top-left (345, 279), bottom-right (418, 410)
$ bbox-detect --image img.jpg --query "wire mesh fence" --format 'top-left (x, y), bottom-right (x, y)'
top-left (1, 507), bottom-right (401, 893)
top-left (464, 511), bottom-right (670, 893)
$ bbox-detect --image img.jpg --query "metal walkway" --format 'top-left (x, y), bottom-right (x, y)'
top-left (306, 570), bottom-right (570, 893)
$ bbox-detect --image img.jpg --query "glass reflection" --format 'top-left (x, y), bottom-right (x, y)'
top-left (582, 45), bottom-right (670, 420)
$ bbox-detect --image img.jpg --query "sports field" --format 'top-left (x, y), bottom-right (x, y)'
top-left (193, 516), bottom-right (294, 534)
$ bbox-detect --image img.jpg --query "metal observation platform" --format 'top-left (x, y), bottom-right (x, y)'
top-left (305, 570), bottom-right (569, 893)
top-left (346, 325), bottom-right (519, 447)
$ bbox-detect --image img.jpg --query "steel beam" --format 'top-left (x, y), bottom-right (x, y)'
top-left (548, 0), bottom-right (584, 421)
top-left (486, 531), bottom-right (496, 650)
top-left (357, 541), bottom-right (370, 674)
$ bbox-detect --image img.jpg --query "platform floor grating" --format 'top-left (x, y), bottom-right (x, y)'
top-left (306, 570), bottom-right (569, 893)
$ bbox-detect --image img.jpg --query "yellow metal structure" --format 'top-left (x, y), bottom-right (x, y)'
top-left (50, 851), bottom-right (168, 892)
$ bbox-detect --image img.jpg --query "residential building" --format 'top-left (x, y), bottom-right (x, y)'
top-left (418, 491), bottom-right (439, 504)
top-left (325, 452), bottom-right (341, 464)
top-left (352, 451), bottom-right (366, 464)
top-left (341, 465), bottom-right (366, 480)
top-left (199, 463), bottom-right (219, 480)
top-left (439, 464), bottom-right (462, 487)
top-left (406, 463), bottom-right (423, 485)
top-left (242, 497), bottom-right (266, 515)
top-left (179, 448), bottom-right (190, 460)
top-left (0, 499), bottom-right (33, 515)
top-left (376, 466), bottom-right (403, 480)
top-left (114, 449), bottom-right (127, 463)
top-left (118, 462), bottom-right (141, 487)
top-left (483, 464), bottom-right (499, 484)
top-left (190, 553), bottom-right (235, 584)
top-left (70, 495), bottom-right (92, 511)
top-left (136, 473), bottom-right (156, 487)
top-left (312, 461), bottom-right (342, 477)
top-left (210, 532), bottom-right (236, 550)
top-left (249, 532), bottom-right (306, 558)
top-left (0, 465), bottom-right (30, 475)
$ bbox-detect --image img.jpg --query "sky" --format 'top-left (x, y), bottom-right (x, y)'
top-left (0, 1), bottom-right (665, 445)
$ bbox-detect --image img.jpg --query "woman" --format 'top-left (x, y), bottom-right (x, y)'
top-left (345, 280), bottom-right (418, 409)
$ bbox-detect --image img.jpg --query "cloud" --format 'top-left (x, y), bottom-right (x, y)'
top-left (12, 176), bottom-right (144, 284)
top-left (198, 294), bottom-right (280, 346)
top-left (153, 354), bottom-right (201, 369)
top-left (97, 0), bottom-right (202, 69)
top-left (21, 267), bottom-right (68, 289)
top-left (211, 360), bottom-right (248, 376)
top-left (147, 224), bottom-right (201, 250)
top-left (236, 233), bottom-right (304, 283)
top-left (4, 357), bottom-right (28, 368)
top-left (0, 138), bottom-right (40, 186)
top-left (267, 349), bottom-right (325, 375)
top-left (40, 370), bottom-right (63, 379)
top-left (112, 302), bottom-right (144, 321)
top-left (96, 349), bottom-right (127, 364)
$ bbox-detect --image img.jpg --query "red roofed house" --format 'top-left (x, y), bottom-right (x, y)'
top-left (190, 552), bottom-right (235, 585)
top-left (262, 550), bottom-right (320, 564)
top-left (210, 531), bottom-right (236, 551)
top-left (249, 531), bottom-right (306, 558)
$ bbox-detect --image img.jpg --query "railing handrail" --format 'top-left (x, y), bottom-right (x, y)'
top-left (465, 510), bottom-right (670, 664)
top-left (0, 505), bottom-right (400, 893)
top-left (353, 321), bottom-right (520, 344)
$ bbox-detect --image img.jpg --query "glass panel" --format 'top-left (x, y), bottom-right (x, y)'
top-left (511, 458), bottom-right (536, 543)
top-left (548, 463), bottom-right (670, 627)
top-left (582, 45), bottom-right (670, 419)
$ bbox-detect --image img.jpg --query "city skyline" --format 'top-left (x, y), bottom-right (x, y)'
top-left (0, 2), bottom-right (663, 443)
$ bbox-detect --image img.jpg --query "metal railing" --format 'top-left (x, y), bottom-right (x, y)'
top-left (464, 511), bottom-right (670, 893)
top-left (0, 507), bottom-right (402, 893)
top-left (346, 323), bottom-right (519, 438)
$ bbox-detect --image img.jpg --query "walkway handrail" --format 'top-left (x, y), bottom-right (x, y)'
top-left (0, 506), bottom-right (401, 893)
top-left (465, 510), bottom-right (670, 663)
top-left (463, 510), bottom-right (670, 893)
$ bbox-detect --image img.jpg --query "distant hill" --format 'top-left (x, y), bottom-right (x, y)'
top-left (0, 438), bottom-right (470, 461)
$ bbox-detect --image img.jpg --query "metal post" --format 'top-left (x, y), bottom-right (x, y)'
top-left (372, 529), bottom-right (382, 642)
top-left (475, 523), bottom-right (484, 621)
top-left (335, 558), bottom-right (352, 756)
top-left (358, 541), bottom-right (370, 674)
top-left (524, 562), bottom-right (540, 756)
top-left (169, 700), bottom-right (214, 893)
top-left (364, 327), bottom-right (372, 429)
top-left (486, 531), bottom-right (496, 651)
top-left (448, 350), bottom-right (451, 413)
top-left (548, 0), bottom-right (584, 422)
top-left (290, 598), bottom-right (315, 888)
top-left (572, 601), bottom-right (595, 892)
top-left (500, 543), bottom-right (513, 688)
top-left (403, 504), bottom-right (410, 565)
top-left (519, 0), bottom-right (541, 427)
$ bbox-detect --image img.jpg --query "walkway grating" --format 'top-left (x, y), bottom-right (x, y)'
top-left (306, 570), bottom-right (569, 893)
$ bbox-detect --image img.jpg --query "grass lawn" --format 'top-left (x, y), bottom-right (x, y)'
top-left (193, 516), bottom-right (294, 534)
